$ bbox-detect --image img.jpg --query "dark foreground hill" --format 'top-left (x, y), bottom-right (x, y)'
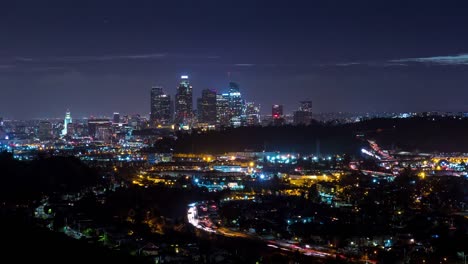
top-left (0, 214), bottom-right (150, 264)
top-left (173, 117), bottom-right (468, 154)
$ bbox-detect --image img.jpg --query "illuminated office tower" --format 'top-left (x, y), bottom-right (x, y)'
top-left (227, 82), bottom-right (243, 116)
top-left (272, 104), bottom-right (283, 118)
top-left (87, 118), bottom-right (112, 140)
top-left (198, 89), bottom-right (217, 124)
top-left (113, 112), bottom-right (120, 124)
top-left (272, 104), bottom-right (284, 126)
top-left (174, 75), bottom-right (193, 126)
top-left (61, 110), bottom-right (72, 136)
top-left (299, 100), bottom-right (312, 112)
top-left (293, 100), bottom-right (313, 125)
top-left (150, 86), bottom-right (172, 126)
top-left (216, 94), bottom-right (230, 127)
top-left (245, 102), bottom-right (260, 126)
top-left (96, 125), bottom-right (113, 143)
top-left (227, 82), bottom-right (245, 127)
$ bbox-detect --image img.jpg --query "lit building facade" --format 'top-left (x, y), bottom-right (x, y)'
top-left (150, 86), bottom-right (172, 126)
top-left (245, 102), bottom-right (261, 126)
top-left (227, 82), bottom-right (245, 127)
top-left (96, 125), bottom-right (113, 143)
top-left (87, 118), bottom-right (112, 140)
top-left (272, 104), bottom-right (284, 126)
top-left (216, 94), bottom-right (230, 127)
top-left (198, 89), bottom-right (217, 125)
top-left (61, 110), bottom-right (72, 136)
top-left (293, 100), bottom-right (313, 125)
top-left (175, 76), bottom-right (193, 126)
top-left (299, 100), bottom-right (312, 112)
top-left (113, 112), bottom-right (120, 124)
top-left (272, 104), bottom-right (283, 118)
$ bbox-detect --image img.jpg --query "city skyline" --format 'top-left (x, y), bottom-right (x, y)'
top-left (2, 1), bottom-right (468, 118)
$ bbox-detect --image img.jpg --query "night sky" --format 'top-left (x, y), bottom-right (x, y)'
top-left (2, 0), bottom-right (468, 119)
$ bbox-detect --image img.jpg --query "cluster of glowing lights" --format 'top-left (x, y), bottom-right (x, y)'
top-left (361, 148), bottom-right (382, 160)
top-left (266, 154), bottom-right (297, 164)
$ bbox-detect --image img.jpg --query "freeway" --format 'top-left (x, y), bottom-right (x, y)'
top-left (186, 201), bottom-right (371, 262)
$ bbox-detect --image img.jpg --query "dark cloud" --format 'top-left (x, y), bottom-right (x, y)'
top-left (390, 54), bottom-right (468, 66)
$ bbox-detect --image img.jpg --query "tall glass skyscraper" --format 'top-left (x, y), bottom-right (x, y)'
top-left (150, 86), bottom-right (172, 126)
top-left (227, 82), bottom-right (245, 127)
top-left (216, 94), bottom-right (230, 127)
top-left (198, 89), bottom-right (217, 124)
top-left (175, 75), bottom-right (193, 126)
top-left (245, 102), bottom-right (261, 126)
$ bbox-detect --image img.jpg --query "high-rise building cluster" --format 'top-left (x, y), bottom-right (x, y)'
top-left (147, 75), bottom-right (313, 130)
top-left (149, 76), bottom-right (267, 130)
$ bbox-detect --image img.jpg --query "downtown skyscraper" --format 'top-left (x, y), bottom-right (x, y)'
top-left (214, 81), bottom-right (251, 127)
top-left (245, 102), bottom-right (261, 126)
top-left (272, 104), bottom-right (284, 126)
top-left (216, 94), bottom-right (230, 127)
top-left (150, 86), bottom-right (172, 126)
top-left (113, 112), bottom-right (120, 124)
top-left (61, 110), bottom-right (72, 136)
top-left (226, 82), bottom-right (245, 127)
top-left (175, 75), bottom-right (193, 126)
top-left (293, 100), bottom-right (313, 125)
top-left (197, 89), bottom-right (217, 125)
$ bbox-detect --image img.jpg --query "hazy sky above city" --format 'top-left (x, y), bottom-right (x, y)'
top-left (1, 0), bottom-right (468, 119)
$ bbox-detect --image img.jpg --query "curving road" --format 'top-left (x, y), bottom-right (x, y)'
top-left (186, 201), bottom-right (372, 262)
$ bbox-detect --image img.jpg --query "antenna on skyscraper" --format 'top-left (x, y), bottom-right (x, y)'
top-left (227, 71), bottom-right (231, 81)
